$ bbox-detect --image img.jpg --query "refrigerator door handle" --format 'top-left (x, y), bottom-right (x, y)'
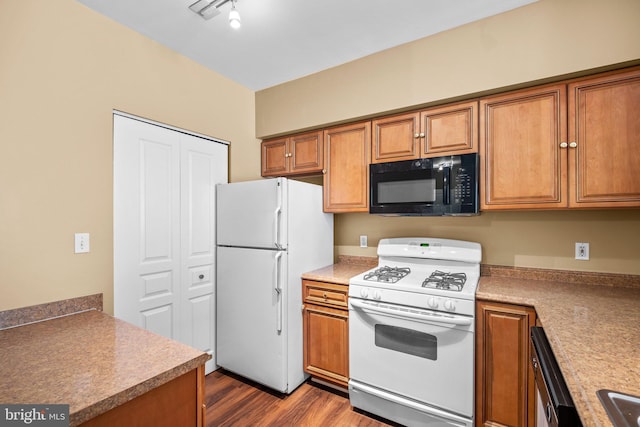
top-left (274, 205), bottom-right (282, 249)
top-left (274, 251), bottom-right (283, 333)
top-left (274, 251), bottom-right (282, 294)
top-left (274, 180), bottom-right (283, 249)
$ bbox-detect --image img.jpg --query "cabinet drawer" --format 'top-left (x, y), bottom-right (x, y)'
top-left (303, 280), bottom-right (348, 308)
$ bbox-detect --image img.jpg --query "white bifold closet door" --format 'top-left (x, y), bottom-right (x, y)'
top-left (113, 113), bottom-right (227, 374)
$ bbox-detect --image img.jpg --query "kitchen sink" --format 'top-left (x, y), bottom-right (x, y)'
top-left (597, 389), bottom-right (640, 427)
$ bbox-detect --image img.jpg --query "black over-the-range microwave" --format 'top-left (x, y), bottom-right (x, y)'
top-left (369, 153), bottom-right (479, 216)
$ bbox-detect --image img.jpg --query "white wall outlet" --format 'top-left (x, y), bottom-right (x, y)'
top-left (75, 233), bottom-right (90, 254)
top-left (575, 242), bottom-right (589, 260)
top-left (359, 235), bottom-right (368, 248)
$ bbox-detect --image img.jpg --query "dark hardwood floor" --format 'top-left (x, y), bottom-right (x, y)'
top-left (205, 369), bottom-right (399, 427)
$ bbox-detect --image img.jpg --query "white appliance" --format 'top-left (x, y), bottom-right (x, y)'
top-left (348, 237), bottom-right (481, 427)
top-left (216, 178), bottom-right (333, 393)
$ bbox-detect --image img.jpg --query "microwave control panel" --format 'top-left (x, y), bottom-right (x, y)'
top-left (453, 166), bottom-right (474, 205)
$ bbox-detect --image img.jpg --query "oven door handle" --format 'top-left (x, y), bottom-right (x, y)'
top-left (349, 299), bottom-right (473, 326)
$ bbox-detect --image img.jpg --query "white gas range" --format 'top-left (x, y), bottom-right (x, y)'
top-left (348, 237), bottom-right (481, 427)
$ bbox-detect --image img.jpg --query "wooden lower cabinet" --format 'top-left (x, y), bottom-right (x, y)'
top-left (81, 365), bottom-right (206, 426)
top-left (302, 279), bottom-right (349, 388)
top-left (475, 300), bottom-right (536, 427)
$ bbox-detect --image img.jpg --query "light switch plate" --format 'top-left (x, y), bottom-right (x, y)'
top-left (75, 233), bottom-right (90, 253)
top-left (360, 235), bottom-right (368, 248)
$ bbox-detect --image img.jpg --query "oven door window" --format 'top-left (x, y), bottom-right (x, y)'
top-left (375, 324), bottom-right (437, 360)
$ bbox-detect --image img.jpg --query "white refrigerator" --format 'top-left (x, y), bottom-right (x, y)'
top-left (216, 178), bottom-right (333, 393)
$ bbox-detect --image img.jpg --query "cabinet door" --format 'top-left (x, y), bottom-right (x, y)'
top-left (422, 100), bottom-right (478, 156)
top-left (371, 112), bottom-right (420, 163)
top-left (568, 67), bottom-right (640, 207)
top-left (323, 121), bottom-right (371, 212)
top-left (480, 84), bottom-right (567, 210)
top-left (476, 300), bottom-right (536, 427)
top-left (303, 303), bottom-right (349, 388)
top-left (302, 280), bottom-right (349, 388)
top-left (261, 137), bottom-right (289, 177)
top-left (289, 130), bottom-right (324, 175)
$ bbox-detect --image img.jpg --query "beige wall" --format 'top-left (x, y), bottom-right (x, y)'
top-left (335, 211), bottom-right (640, 275)
top-left (2, 0), bottom-right (639, 316)
top-left (0, 0), bottom-right (260, 313)
top-left (256, 0), bottom-right (640, 137)
top-left (255, 0), bottom-right (640, 275)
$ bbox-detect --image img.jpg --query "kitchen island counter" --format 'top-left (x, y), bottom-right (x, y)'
top-left (0, 308), bottom-right (210, 426)
top-left (478, 267), bottom-right (640, 427)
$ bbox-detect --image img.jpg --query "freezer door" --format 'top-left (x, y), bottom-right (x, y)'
top-left (217, 178), bottom-right (287, 249)
top-left (216, 246), bottom-right (287, 392)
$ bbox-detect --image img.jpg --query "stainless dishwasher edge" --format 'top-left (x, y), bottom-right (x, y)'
top-left (530, 326), bottom-right (582, 427)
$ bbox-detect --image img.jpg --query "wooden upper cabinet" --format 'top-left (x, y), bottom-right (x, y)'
top-left (421, 101), bottom-right (477, 156)
top-left (323, 121), bottom-right (371, 213)
top-left (371, 101), bottom-right (478, 163)
top-left (568, 67), bottom-right (640, 208)
top-left (261, 130), bottom-right (323, 177)
top-left (480, 84), bottom-right (568, 210)
top-left (261, 137), bottom-right (288, 177)
top-left (480, 66), bottom-right (640, 211)
top-left (371, 112), bottom-right (420, 163)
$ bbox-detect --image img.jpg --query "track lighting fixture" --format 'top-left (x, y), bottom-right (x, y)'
top-left (229, 1), bottom-right (241, 29)
top-left (189, 0), bottom-right (241, 29)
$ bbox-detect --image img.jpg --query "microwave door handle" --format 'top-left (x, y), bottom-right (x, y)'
top-left (442, 166), bottom-right (451, 205)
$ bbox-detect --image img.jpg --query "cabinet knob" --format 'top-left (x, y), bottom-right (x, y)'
top-left (420, 132), bottom-right (425, 138)
top-left (414, 133), bottom-right (420, 138)
top-left (323, 292), bottom-right (328, 300)
top-left (560, 142), bottom-right (568, 148)
top-left (569, 142), bottom-right (577, 148)
top-left (322, 169), bottom-right (326, 174)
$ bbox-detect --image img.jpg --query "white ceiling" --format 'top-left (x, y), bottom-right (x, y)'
top-left (76, 0), bottom-right (537, 91)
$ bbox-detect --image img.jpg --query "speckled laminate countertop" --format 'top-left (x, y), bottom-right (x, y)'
top-left (478, 272), bottom-right (640, 427)
top-left (0, 309), bottom-right (210, 426)
top-left (301, 255), bottom-right (377, 285)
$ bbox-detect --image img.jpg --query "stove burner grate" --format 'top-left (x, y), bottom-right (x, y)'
top-left (363, 266), bottom-right (411, 284)
top-left (422, 270), bottom-right (467, 291)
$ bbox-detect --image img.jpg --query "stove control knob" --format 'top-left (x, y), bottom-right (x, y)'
top-left (444, 299), bottom-right (456, 311)
top-left (360, 288), bottom-right (369, 299)
top-left (427, 297), bottom-right (439, 309)
top-left (373, 290), bottom-right (382, 300)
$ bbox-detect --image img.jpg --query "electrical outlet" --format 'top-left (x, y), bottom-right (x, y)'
top-left (75, 233), bottom-right (90, 254)
top-left (360, 235), bottom-right (368, 248)
top-left (575, 242), bottom-right (589, 260)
